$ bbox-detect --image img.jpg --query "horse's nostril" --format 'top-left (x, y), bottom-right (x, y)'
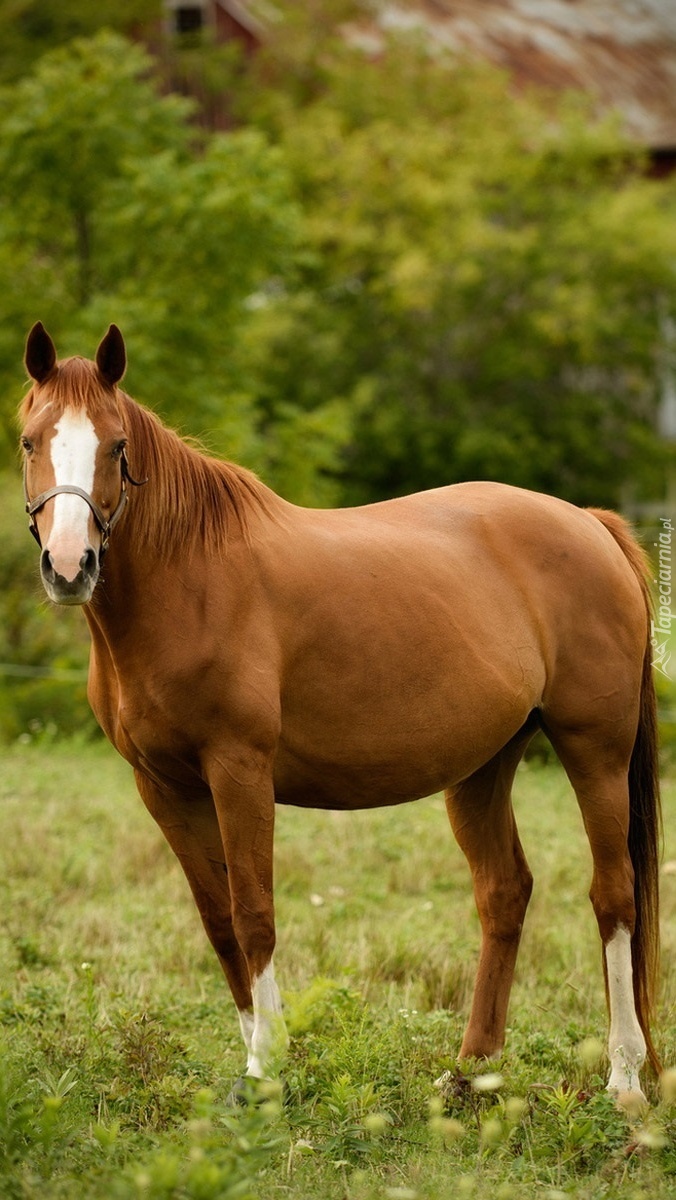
top-left (80, 547), bottom-right (98, 575)
top-left (40, 548), bottom-right (55, 581)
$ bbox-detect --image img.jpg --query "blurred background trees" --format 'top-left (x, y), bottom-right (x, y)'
top-left (0, 0), bottom-right (674, 735)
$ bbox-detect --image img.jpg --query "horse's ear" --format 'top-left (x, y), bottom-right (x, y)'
top-left (25, 322), bottom-right (57, 383)
top-left (96, 324), bottom-right (126, 386)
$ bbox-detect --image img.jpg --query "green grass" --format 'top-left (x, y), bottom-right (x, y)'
top-left (1, 740), bottom-right (676, 1198)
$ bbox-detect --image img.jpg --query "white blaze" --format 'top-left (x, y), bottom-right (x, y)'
top-left (48, 409), bottom-right (99, 579)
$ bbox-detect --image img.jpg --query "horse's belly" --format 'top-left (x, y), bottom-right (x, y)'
top-left (272, 589), bottom-right (544, 809)
top-left (273, 685), bottom-right (535, 810)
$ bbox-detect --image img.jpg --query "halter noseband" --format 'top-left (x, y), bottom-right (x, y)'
top-left (24, 449), bottom-right (146, 557)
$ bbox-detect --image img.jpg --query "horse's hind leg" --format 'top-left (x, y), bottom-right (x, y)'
top-left (543, 727), bottom-right (650, 1104)
top-left (445, 724), bottom-right (535, 1061)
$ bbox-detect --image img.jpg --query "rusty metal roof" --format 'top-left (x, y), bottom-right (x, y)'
top-left (346, 1), bottom-right (676, 150)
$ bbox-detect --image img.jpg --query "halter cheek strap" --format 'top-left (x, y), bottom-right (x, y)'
top-left (24, 450), bottom-right (146, 557)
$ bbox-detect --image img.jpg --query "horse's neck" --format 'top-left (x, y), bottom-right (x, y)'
top-left (83, 543), bottom-right (169, 653)
top-left (83, 497), bottom-right (278, 660)
top-left (82, 431), bottom-right (293, 665)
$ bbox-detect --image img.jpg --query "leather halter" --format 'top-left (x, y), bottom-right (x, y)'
top-left (24, 449), bottom-right (146, 557)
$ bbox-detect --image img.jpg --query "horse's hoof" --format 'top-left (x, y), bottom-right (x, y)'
top-left (611, 1087), bottom-right (649, 1118)
top-left (225, 1076), bottom-right (250, 1107)
top-left (434, 1069), bottom-right (472, 1105)
top-left (225, 1075), bottom-right (286, 1108)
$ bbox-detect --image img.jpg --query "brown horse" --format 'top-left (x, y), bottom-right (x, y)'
top-left (20, 322), bottom-right (661, 1106)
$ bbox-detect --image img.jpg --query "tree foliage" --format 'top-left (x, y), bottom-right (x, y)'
top-left (0, 8), bottom-right (674, 511)
top-left (0, 0), bottom-right (161, 82)
top-left (233, 29), bottom-right (676, 505)
top-left (0, 31), bottom-right (351, 491)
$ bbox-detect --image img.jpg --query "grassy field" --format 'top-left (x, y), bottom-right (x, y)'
top-left (1, 740), bottom-right (676, 1199)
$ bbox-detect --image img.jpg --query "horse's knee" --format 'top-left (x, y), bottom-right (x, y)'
top-left (477, 865), bottom-right (533, 940)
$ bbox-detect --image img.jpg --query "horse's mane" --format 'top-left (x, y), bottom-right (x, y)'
top-left (21, 357), bottom-right (274, 557)
top-left (119, 393), bottom-right (273, 556)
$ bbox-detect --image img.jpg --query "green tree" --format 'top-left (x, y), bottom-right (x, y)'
top-left (0, 32), bottom-right (193, 309)
top-left (2, 15), bottom-right (675, 512)
top-left (0, 31), bottom-right (353, 493)
top-left (232, 30), bottom-right (676, 507)
top-left (0, 0), bottom-right (161, 82)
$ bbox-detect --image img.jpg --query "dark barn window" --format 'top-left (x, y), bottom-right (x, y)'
top-left (175, 5), bottom-right (204, 34)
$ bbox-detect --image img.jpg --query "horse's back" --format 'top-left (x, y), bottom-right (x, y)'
top-left (273, 480), bottom-right (644, 651)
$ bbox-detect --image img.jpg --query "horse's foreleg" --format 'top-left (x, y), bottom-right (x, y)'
top-left (133, 772), bottom-right (259, 1073)
top-left (203, 755), bottom-right (288, 1084)
top-left (445, 734), bottom-right (533, 1060)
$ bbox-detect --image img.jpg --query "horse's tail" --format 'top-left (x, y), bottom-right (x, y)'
top-left (588, 507), bottom-right (662, 1074)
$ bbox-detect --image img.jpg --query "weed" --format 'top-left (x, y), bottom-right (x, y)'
top-left (112, 1085), bottom-right (285, 1200)
top-left (114, 1011), bottom-right (183, 1086)
top-left (0, 1046), bottom-right (79, 1187)
top-left (0, 1060), bottom-right (36, 1169)
top-left (95, 1011), bottom-right (200, 1131)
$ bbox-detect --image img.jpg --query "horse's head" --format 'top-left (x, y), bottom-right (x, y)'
top-left (21, 322), bottom-right (132, 605)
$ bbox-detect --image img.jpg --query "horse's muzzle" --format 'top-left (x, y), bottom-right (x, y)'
top-left (40, 546), bottom-right (99, 605)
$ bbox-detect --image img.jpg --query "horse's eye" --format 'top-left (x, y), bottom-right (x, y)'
top-left (20, 436), bottom-right (33, 454)
top-left (111, 441), bottom-right (126, 461)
